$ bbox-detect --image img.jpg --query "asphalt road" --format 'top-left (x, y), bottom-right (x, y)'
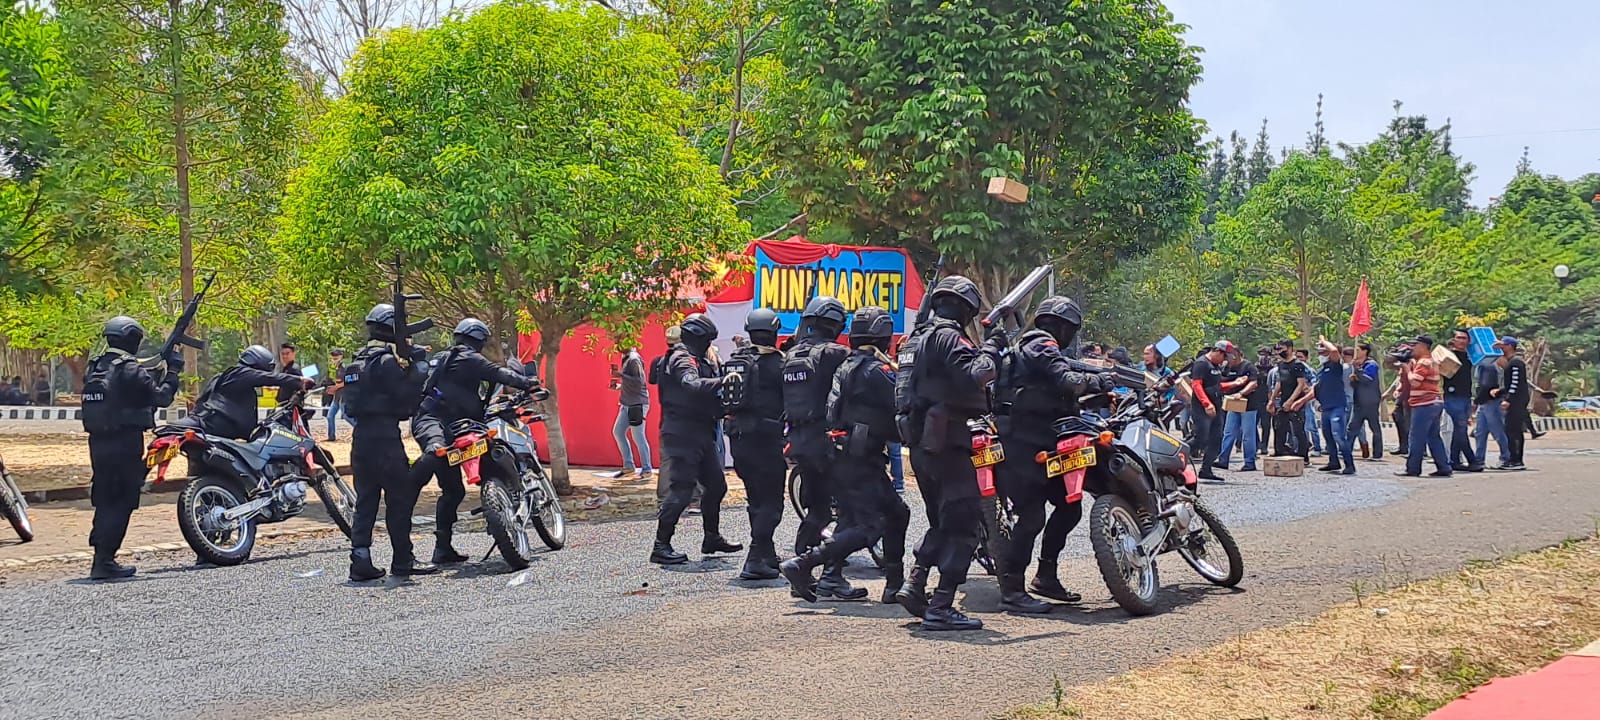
top-left (3, 451), bottom-right (1599, 720)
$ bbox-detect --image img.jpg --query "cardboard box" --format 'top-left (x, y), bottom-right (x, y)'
top-left (986, 176), bottom-right (1029, 203)
top-left (1263, 455), bottom-right (1305, 477)
top-left (1432, 345), bottom-right (1461, 378)
top-left (1222, 396), bottom-right (1249, 414)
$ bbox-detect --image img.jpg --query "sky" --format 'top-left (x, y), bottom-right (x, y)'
top-left (1167, 0), bottom-right (1600, 204)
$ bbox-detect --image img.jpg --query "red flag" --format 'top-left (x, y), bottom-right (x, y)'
top-left (1348, 277), bottom-right (1372, 338)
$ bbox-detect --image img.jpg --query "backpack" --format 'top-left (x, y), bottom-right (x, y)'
top-left (721, 346), bottom-right (758, 413)
top-left (781, 343), bottom-right (828, 425)
top-left (80, 351), bottom-right (130, 434)
top-left (341, 345), bottom-right (392, 419)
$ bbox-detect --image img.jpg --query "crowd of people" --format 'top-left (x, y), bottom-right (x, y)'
top-left (1179, 330), bottom-right (1542, 481)
top-left (0, 373), bottom-right (51, 405)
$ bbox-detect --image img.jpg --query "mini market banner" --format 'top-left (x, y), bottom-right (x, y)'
top-left (707, 237), bottom-right (925, 336)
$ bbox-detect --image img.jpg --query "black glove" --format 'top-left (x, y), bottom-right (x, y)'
top-left (983, 323), bottom-right (1009, 347)
top-left (166, 353), bottom-right (186, 374)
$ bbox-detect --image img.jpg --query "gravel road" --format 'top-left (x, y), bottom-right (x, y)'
top-left (3, 452), bottom-right (1598, 720)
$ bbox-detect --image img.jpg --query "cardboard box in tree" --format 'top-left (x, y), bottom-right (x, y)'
top-left (1264, 455), bottom-right (1305, 477)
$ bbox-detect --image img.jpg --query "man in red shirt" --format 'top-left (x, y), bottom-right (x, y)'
top-left (1396, 336), bottom-right (1453, 477)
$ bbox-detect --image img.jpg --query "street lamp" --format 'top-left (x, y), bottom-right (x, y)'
top-left (1555, 264), bottom-right (1573, 287)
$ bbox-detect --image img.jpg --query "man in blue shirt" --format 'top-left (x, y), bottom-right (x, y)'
top-left (1295, 348), bottom-right (1323, 455)
top-left (1314, 337), bottom-right (1355, 475)
top-left (1344, 342), bottom-right (1384, 462)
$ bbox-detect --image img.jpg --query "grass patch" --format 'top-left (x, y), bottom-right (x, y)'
top-left (1002, 534), bottom-right (1600, 720)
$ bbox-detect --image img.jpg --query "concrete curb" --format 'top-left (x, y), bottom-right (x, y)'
top-left (0, 516), bottom-right (436, 569)
top-left (21, 465), bottom-right (354, 504)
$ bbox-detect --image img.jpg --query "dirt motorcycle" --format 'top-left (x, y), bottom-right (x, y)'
top-left (146, 390), bottom-right (356, 566)
top-left (1036, 375), bottom-right (1244, 615)
top-left (0, 452), bottom-right (34, 543)
top-left (432, 385), bottom-right (565, 570)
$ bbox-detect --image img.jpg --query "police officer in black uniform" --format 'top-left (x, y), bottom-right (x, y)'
top-left (992, 297), bottom-right (1106, 613)
top-left (780, 306), bottom-right (911, 604)
top-left (652, 313), bottom-right (742, 565)
top-left (80, 316), bottom-right (182, 580)
top-left (343, 304), bottom-right (435, 582)
top-left (185, 345), bottom-right (313, 439)
top-left (783, 295), bottom-right (863, 599)
top-left (722, 308), bottom-right (787, 580)
top-left (893, 276), bottom-right (998, 631)
top-left (408, 318), bottom-right (539, 564)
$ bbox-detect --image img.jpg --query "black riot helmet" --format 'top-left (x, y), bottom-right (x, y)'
top-left (102, 316), bottom-right (146, 354)
top-left (1032, 295), bottom-right (1083, 347)
top-left (744, 307), bottom-right (781, 347)
top-left (365, 303), bottom-right (397, 342)
top-left (452, 317), bottom-right (490, 351)
top-left (801, 295), bottom-right (848, 339)
top-left (848, 306), bottom-right (894, 349)
top-left (239, 345), bottom-right (275, 371)
top-left (679, 313), bottom-right (718, 354)
top-left (928, 276), bottom-right (982, 323)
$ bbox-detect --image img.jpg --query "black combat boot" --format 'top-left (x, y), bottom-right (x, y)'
top-left (816, 561), bottom-right (868, 601)
top-left (739, 541), bottom-right (781, 580)
top-left (392, 556), bottom-right (440, 577)
top-left (431, 531), bottom-right (468, 565)
top-left (349, 548), bottom-right (385, 582)
top-left (921, 588), bottom-right (983, 631)
top-left (89, 549), bottom-right (136, 581)
top-left (894, 565), bottom-right (931, 618)
top-left (1028, 560), bottom-right (1082, 603)
top-left (880, 563), bottom-right (905, 605)
top-left (651, 541), bottom-right (688, 565)
top-left (702, 535), bottom-right (744, 556)
top-left (779, 547), bottom-right (825, 602)
top-left (999, 573), bottom-right (1052, 614)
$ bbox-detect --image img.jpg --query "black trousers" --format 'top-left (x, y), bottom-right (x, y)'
top-left (791, 451), bottom-right (834, 555)
top-left (1392, 402), bottom-right (1411, 451)
top-left (87, 429), bottom-right (148, 554)
top-left (350, 420), bottom-right (422, 563)
top-left (993, 430), bottom-right (1080, 575)
top-left (1505, 403), bottom-right (1530, 465)
top-left (1190, 404), bottom-right (1223, 473)
top-left (1346, 402), bottom-right (1384, 460)
top-left (909, 445), bottom-right (983, 591)
top-left (819, 449), bottom-right (909, 568)
top-left (1258, 406), bottom-right (1272, 451)
top-left (728, 428), bottom-right (785, 553)
top-left (656, 432), bottom-right (728, 544)
top-left (408, 414), bottom-right (466, 542)
top-left (1272, 408), bottom-right (1309, 458)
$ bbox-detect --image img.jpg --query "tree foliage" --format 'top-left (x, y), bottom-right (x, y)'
top-left (280, 1), bottom-right (748, 489)
top-left (768, 0), bottom-right (1203, 296)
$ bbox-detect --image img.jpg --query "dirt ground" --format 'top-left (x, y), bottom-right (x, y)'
top-left (1006, 534), bottom-right (1600, 720)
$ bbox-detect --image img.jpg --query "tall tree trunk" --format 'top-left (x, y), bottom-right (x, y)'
top-left (537, 332), bottom-right (572, 494)
top-left (1295, 237), bottom-right (1313, 346)
top-left (169, 0), bottom-right (197, 380)
top-left (718, 26), bottom-right (747, 179)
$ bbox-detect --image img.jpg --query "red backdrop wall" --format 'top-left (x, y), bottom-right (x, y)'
top-left (518, 320), bottom-right (672, 468)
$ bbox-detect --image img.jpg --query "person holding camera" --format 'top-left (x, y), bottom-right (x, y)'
top-left (1396, 335), bottom-right (1453, 477)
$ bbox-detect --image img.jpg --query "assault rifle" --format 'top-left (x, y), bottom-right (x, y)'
top-left (980, 264), bottom-right (1052, 336)
top-left (390, 254), bottom-right (435, 357)
top-left (159, 272), bottom-right (216, 363)
top-left (913, 253), bottom-right (946, 328)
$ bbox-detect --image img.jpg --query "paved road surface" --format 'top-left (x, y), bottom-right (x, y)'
top-left (3, 452), bottom-right (1599, 720)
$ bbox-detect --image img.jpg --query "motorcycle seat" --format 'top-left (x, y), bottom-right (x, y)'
top-left (211, 438), bottom-right (268, 470)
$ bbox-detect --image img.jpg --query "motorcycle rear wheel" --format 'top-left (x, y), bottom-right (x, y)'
top-left (1177, 498), bottom-right (1244, 587)
top-left (482, 478), bottom-right (533, 570)
top-left (1090, 493), bottom-right (1160, 616)
top-left (527, 470), bottom-right (566, 550)
top-left (177, 475), bottom-right (256, 566)
top-left (315, 472), bottom-right (357, 539)
top-left (1, 468), bottom-right (34, 543)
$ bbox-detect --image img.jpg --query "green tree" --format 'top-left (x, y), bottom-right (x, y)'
top-left (1340, 108), bottom-right (1473, 220)
top-left (1211, 152), bottom-right (1375, 344)
top-left (767, 0), bottom-right (1203, 297)
top-left (1, 3), bottom-right (70, 292)
top-left (280, 1), bottom-right (748, 491)
top-left (1246, 118), bottom-right (1274, 188)
top-left (52, 0), bottom-right (299, 370)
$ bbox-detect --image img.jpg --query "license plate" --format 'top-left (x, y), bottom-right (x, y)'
top-left (447, 439), bottom-right (489, 466)
top-left (1045, 446), bottom-right (1096, 477)
top-left (145, 443), bottom-right (179, 468)
top-left (971, 444), bottom-right (1005, 468)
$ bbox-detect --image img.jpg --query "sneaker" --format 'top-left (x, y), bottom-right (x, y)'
top-left (1394, 470), bottom-right (1421, 477)
top-left (1317, 464), bottom-right (1340, 472)
top-left (637, 468), bottom-right (654, 478)
top-left (1340, 468), bottom-right (1357, 476)
top-left (687, 502), bottom-right (702, 516)
top-left (1427, 470), bottom-right (1454, 478)
top-left (1239, 464), bottom-right (1258, 472)
top-left (597, 470), bottom-right (632, 479)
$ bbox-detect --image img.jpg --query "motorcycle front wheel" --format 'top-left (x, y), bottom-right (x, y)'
top-left (1177, 498), bottom-right (1244, 587)
top-left (1090, 493), bottom-right (1160, 616)
top-left (177, 474), bottom-right (256, 566)
top-left (1, 467), bottom-right (34, 543)
top-left (527, 469), bottom-right (567, 551)
top-left (482, 478), bottom-right (533, 570)
top-left (315, 472), bottom-right (357, 538)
